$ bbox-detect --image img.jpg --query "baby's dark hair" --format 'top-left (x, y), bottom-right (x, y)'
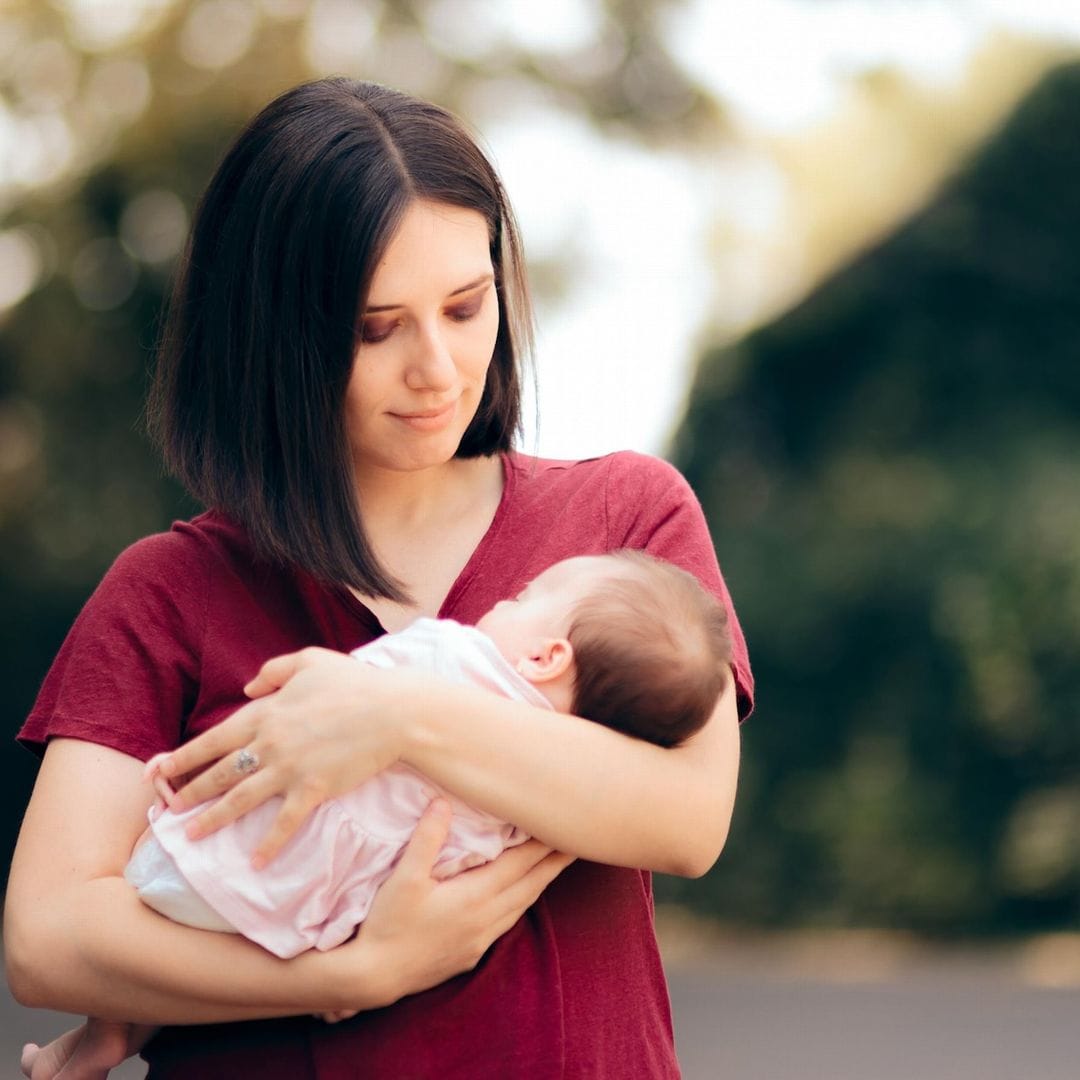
top-left (567, 551), bottom-right (731, 747)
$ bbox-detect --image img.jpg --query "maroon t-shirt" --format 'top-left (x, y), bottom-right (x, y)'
top-left (21, 451), bottom-right (753, 1079)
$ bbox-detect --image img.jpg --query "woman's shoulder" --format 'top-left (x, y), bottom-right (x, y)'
top-left (506, 448), bottom-right (683, 489)
top-left (506, 449), bottom-right (694, 519)
top-left (108, 509), bottom-right (255, 581)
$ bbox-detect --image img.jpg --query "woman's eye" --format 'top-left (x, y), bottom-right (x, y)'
top-left (360, 320), bottom-right (395, 344)
top-left (447, 297), bottom-right (484, 323)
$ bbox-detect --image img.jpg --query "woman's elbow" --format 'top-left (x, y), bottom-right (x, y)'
top-left (4, 917), bottom-right (52, 1008)
top-left (660, 818), bottom-right (731, 879)
top-left (3, 894), bottom-right (79, 1009)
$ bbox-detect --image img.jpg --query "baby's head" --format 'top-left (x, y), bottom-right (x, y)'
top-left (476, 551), bottom-right (731, 747)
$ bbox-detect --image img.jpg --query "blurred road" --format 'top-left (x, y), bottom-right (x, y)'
top-left (669, 967), bottom-right (1080, 1079)
top-left (3, 921), bottom-right (1079, 1079)
top-left (663, 915), bottom-right (1080, 1080)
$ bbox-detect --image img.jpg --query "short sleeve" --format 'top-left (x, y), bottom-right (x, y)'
top-left (605, 451), bottom-right (754, 719)
top-left (18, 530), bottom-right (209, 761)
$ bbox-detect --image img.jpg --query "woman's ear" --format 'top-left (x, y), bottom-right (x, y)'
top-left (515, 638), bottom-right (574, 683)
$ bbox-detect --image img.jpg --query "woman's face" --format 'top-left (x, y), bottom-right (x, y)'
top-left (346, 199), bottom-right (499, 477)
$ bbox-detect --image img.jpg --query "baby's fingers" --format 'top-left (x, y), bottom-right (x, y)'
top-left (319, 1009), bottom-right (359, 1024)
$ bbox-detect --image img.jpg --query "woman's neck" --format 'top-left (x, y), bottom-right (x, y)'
top-left (352, 454), bottom-right (505, 627)
top-left (354, 456), bottom-right (500, 535)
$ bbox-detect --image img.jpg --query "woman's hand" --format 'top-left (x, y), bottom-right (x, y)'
top-left (153, 647), bottom-right (424, 866)
top-left (329, 799), bottom-right (574, 1008)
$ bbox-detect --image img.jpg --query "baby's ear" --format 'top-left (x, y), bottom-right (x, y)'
top-left (516, 638), bottom-right (574, 683)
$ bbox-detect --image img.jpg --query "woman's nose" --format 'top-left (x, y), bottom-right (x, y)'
top-left (404, 324), bottom-right (456, 391)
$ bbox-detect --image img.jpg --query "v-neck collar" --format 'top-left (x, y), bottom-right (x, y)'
top-left (335, 452), bottom-right (516, 634)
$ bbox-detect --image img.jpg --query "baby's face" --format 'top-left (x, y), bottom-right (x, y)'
top-left (476, 556), bottom-right (605, 665)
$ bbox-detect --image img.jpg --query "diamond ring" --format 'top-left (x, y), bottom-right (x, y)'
top-left (235, 748), bottom-right (261, 776)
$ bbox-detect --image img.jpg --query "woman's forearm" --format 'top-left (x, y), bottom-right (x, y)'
top-left (400, 674), bottom-right (741, 877)
top-left (4, 739), bottom-right (383, 1023)
top-left (5, 875), bottom-right (372, 1023)
top-left (159, 651), bottom-right (739, 876)
top-left (7, 739), bottom-right (569, 1025)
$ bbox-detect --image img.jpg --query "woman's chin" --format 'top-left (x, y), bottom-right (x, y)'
top-left (357, 436), bottom-right (467, 476)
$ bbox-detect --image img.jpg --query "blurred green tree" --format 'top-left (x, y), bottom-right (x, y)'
top-left (670, 60), bottom-right (1080, 935)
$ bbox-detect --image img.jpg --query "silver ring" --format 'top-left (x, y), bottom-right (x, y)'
top-left (235, 748), bottom-right (260, 776)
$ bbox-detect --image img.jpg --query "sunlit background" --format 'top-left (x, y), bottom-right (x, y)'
top-left (3, 4), bottom-right (1080, 1072)
top-left (6, 1), bottom-right (1080, 456)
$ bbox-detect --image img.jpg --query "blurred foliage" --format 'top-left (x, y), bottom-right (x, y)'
top-left (667, 60), bottom-right (1080, 936)
top-left (0, 0), bottom-right (717, 877)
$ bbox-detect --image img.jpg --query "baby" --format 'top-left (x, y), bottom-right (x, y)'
top-left (22, 550), bottom-right (730, 1079)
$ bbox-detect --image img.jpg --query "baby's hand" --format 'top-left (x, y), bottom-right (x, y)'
top-left (143, 754), bottom-right (181, 811)
top-left (319, 1009), bottom-right (360, 1023)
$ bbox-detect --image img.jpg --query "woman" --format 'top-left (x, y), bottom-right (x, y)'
top-left (6, 79), bottom-right (753, 1078)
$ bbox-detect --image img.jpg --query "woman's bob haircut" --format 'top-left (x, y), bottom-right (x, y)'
top-left (148, 78), bottom-right (533, 599)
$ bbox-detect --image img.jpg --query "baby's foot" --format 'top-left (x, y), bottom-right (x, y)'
top-left (21, 1025), bottom-right (83, 1078)
top-left (21, 1019), bottom-right (137, 1079)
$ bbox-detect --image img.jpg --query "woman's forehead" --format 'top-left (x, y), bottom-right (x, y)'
top-left (367, 200), bottom-right (492, 300)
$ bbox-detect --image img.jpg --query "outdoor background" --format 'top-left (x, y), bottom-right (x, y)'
top-left (2, 1), bottom-right (1079, 1074)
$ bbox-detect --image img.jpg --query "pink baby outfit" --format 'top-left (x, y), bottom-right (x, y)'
top-left (133, 618), bottom-right (549, 959)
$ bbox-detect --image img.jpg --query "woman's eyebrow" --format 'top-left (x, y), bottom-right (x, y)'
top-left (365, 273), bottom-right (494, 314)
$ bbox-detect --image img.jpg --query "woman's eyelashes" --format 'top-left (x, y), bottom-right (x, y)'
top-left (446, 293), bottom-right (486, 323)
top-left (359, 319), bottom-right (397, 345)
top-left (359, 289), bottom-right (488, 345)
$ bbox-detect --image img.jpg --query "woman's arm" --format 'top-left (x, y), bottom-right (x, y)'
top-left (4, 738), bottom-right (571, 1022)
top-left (401, 673), bottom-right (740, 878)
top-left (160, 650), bottom-right (740, 877)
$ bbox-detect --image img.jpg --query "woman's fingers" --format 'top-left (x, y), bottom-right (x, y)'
top-left (436, 841), bottom-right (572, 926)
top-left (464, 838), bottom-right (558, 887)
top-left (250, 787), bottom-right (329, 868)
top-left (153, 710), bottom-right (256, 784)
top-left (497, 849), bottom-right (574, 911)
top-left (182, 768), bottom-right (279, 839)
top-left (393, 799), bottom-right (453, 877)
top-left (469, 850), bottom-right (574, 948)
top-left (351, 814), bottom-right (570, 1003)
top-left (243, 652), bottom-right (303, 699)
top-left (244, 647), bottom-right (343, 699)
top-left (172, 742), bottom-right (266, 812)
top-left (462, 842), bottom-right (573, 907)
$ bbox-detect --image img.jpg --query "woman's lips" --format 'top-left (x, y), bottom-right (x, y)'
top-left (389, 400), bottom-right (457, 430)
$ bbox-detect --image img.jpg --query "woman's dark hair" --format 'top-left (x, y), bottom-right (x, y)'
top-left (147, 78), bottom-right (533, 599)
